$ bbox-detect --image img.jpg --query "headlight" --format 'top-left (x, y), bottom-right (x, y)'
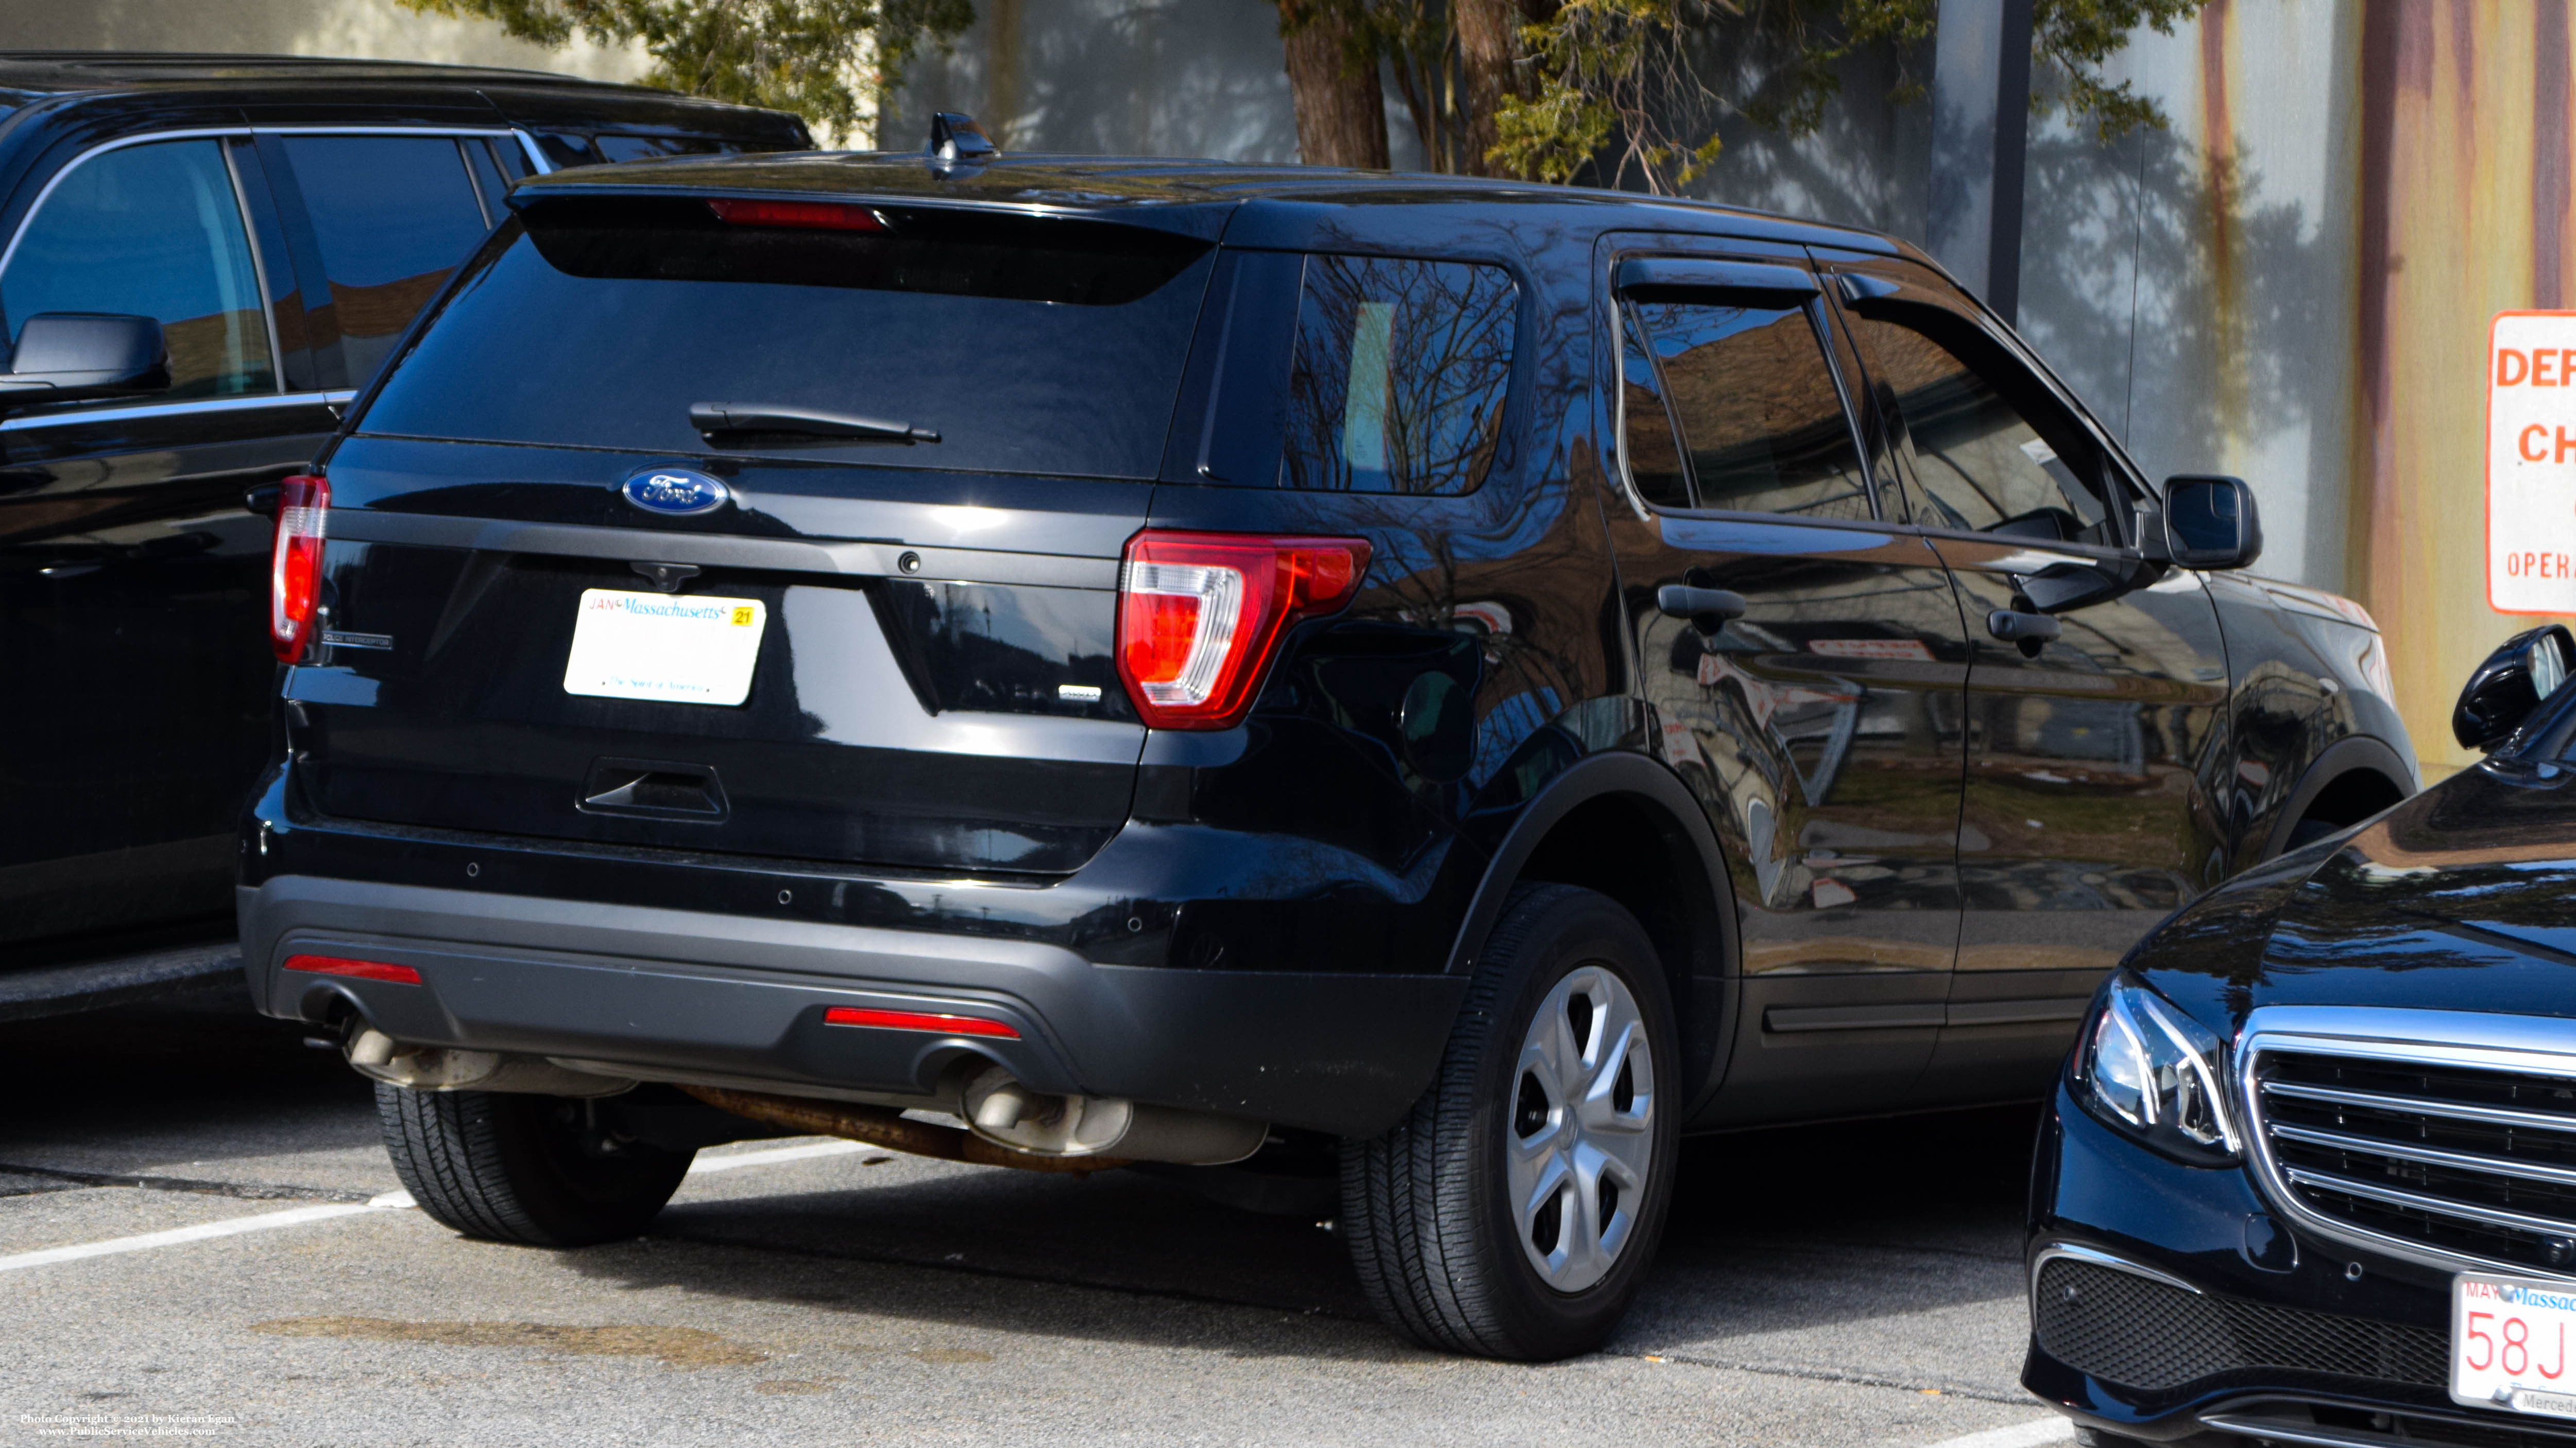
top-left (2076, 974), bottom-right (2240, 1161)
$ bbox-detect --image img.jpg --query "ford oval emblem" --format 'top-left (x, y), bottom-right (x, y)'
top-left (620, 467), bottom-right (730, 517)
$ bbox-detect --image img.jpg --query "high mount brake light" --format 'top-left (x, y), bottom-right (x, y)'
top-left (1115, 531), bottom-right (1370, 731)
top-left (269, 474), bottom-right (329, 663)
top-left (707, 198), bottom-right (885, 232)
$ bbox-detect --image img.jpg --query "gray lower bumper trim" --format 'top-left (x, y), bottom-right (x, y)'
top-left (238, 875), bottom-right (1465, 1137)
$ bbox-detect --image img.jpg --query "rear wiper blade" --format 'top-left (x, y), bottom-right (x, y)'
top-left (688, 402), bottom-right (940, 445)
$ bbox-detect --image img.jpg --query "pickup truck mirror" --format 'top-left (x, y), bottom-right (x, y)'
top-left (2159, 475), bottom-right (2263, 570)
top-left (0, 313), bottom-right (169, 411)
top-left (2453, 624), bottom-right (2576, 751)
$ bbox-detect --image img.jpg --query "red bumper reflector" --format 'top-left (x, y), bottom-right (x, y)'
top-left (823, 1006), bottom-right (1020, 1039)
top-left (283, 954), bottom-right (422, 985)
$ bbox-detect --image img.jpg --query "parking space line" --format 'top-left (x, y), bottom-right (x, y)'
top-left (1913, 1416), bottom-right (2073, 1448)
top-left (0, 1145), bottom-right (884, 1277)
top-left (1641, 1351), bottom-right (2033, 1406)
top-left (686, 1140), bottom-right (873, 1176)
top-left (0, 1201), bottom-right (392, 1274)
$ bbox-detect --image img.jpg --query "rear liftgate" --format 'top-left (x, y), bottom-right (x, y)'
top-left (275, 184), bottom-right (1275, 1167)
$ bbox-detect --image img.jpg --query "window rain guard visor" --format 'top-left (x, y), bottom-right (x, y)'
top-left (1614, 256), bottom-right (1817, 301)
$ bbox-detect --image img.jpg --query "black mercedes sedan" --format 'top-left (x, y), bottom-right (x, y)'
top-left (2026, 624), bottom-right (2576, 1446)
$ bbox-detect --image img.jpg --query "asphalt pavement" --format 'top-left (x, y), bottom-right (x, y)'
top-left (0, 985), bottom-right (2072, 1447)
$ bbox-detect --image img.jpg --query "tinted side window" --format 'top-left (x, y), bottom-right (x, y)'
top-left (0, 140), bottom-right (274, 398)
top-left (459, 141), bottom-right (513, 225)
top-left (1624, 296), bottom-right (1871, 520)
top-left (533, 133), bottom-right (750, 168)
top-left (1617, 302), bottom-right (1688, 508)
top-left (1845, 313), bottom-right (2117, 546)
top-left (281, 136), bottom-right (493, 382)
top-left (594, 135), bottom-right (744, 163)
top-left (1281, 255), bottom-right (1515, 494)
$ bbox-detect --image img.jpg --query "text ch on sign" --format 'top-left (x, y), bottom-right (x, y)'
top-left (2487, 312), bottom-right (2576, 612)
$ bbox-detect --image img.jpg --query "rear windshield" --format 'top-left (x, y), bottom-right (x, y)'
top-left (356, 195), bottom-right (1216, 479)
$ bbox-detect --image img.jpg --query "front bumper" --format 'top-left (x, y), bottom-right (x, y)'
top-left (2021, 1084), bottom-right (2576, 1444)
top-left (239, 871), bottom-right (1465, 1136)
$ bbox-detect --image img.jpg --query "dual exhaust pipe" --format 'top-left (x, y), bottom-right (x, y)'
top-left (958, 1065), bottom-right (1266, 1165)
top-left (339, 1028), bottom-right (1266, 1168)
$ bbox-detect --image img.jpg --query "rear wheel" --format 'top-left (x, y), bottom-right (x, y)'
top-left (1339, 883), bottom-right (1680, 1360)
top-left (2280, 814), bottom-right (2346, 853)
top-left (377, 1084), bottom-right (693, 1247)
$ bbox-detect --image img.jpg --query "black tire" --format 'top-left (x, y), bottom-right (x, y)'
top-left (377, 1084), bottom-right (694, 1247)
top-left (2280, 814), bottom-right (2346, 854)
top-left (1339, 883), bottom-right (1681, 1360)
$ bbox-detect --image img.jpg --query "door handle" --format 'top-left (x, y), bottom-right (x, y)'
top-left (1986, 609), bottom-right (2061, 644)
top-left (1658, 584), bottom-right (1747, 630)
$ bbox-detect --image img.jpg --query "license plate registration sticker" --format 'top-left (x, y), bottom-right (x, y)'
top-left (2453, 1272), bottom-right (2576, 1416)
top-left (562, 589), bottom-right (767, 705)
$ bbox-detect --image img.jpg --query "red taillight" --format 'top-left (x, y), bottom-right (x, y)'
top-left (707, 198), bottom-right (884, 231)
top-left (283, 954), bottom-right (421, 985)
top-left (268, 473), bottom-right (329, 663)
top-left (1115, 531), bottom-right (1370, 730)
top-left (823, 1006), bottom-right (1020, 1039)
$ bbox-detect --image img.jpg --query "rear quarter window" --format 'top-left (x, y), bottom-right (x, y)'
top-left (1281, 255), bottom-right (1517, 495)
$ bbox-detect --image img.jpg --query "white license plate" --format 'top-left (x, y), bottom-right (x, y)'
top-left (561, 589), bottom-right (766, 706)
top-left (2453, 1272), bottom-right (2576, 1416)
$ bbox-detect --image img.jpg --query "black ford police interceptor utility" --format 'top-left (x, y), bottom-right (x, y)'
top-left (0, 53), bottom-right (805, 1018)
top-left (2025, 627), bottom-right (2576, 1448)
top-left (239, 129), bottom-right (2417, 1360)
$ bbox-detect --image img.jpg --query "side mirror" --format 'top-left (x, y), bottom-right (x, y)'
top-left (2159, 475), bottom-right (2263, 570)
top-left (0, 313), bottom-right (168, 410)
top-left (2453, 624), bottom-right (2576, 751)
top-left (2018, 561), bottom-right (2118, 614)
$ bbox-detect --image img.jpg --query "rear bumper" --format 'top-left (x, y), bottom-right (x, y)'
top-left (238, 874), bottom-right (1465, 1136)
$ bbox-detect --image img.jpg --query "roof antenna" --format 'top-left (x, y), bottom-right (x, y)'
top-left (927, 112), bottom-right (999, 174)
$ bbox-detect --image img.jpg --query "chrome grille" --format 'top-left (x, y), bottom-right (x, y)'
top-left (2243, 1008), bottom-right (2576, 1277)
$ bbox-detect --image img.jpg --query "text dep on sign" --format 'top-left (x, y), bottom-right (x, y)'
top-left (2486, 312), bottom-right (2576, 610)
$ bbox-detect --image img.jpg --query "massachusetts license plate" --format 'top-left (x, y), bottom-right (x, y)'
top-left (2453, 1272), bottom-right (2576, 1416)
top-left (561, 589), bottom-right (767, 705)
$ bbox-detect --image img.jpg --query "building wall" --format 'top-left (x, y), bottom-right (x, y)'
top-left (0, 0), bottom-right (646, 82)
top-left (2340, 4), bottom-right (2576, 779)
top-left (2036, 1), bottom-right (2576, 781)
top-left (885, 0), bottom-right (1303, 162)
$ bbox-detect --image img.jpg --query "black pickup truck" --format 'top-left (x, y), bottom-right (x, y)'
top-left (0, 53), bottom-right (806, 1018)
